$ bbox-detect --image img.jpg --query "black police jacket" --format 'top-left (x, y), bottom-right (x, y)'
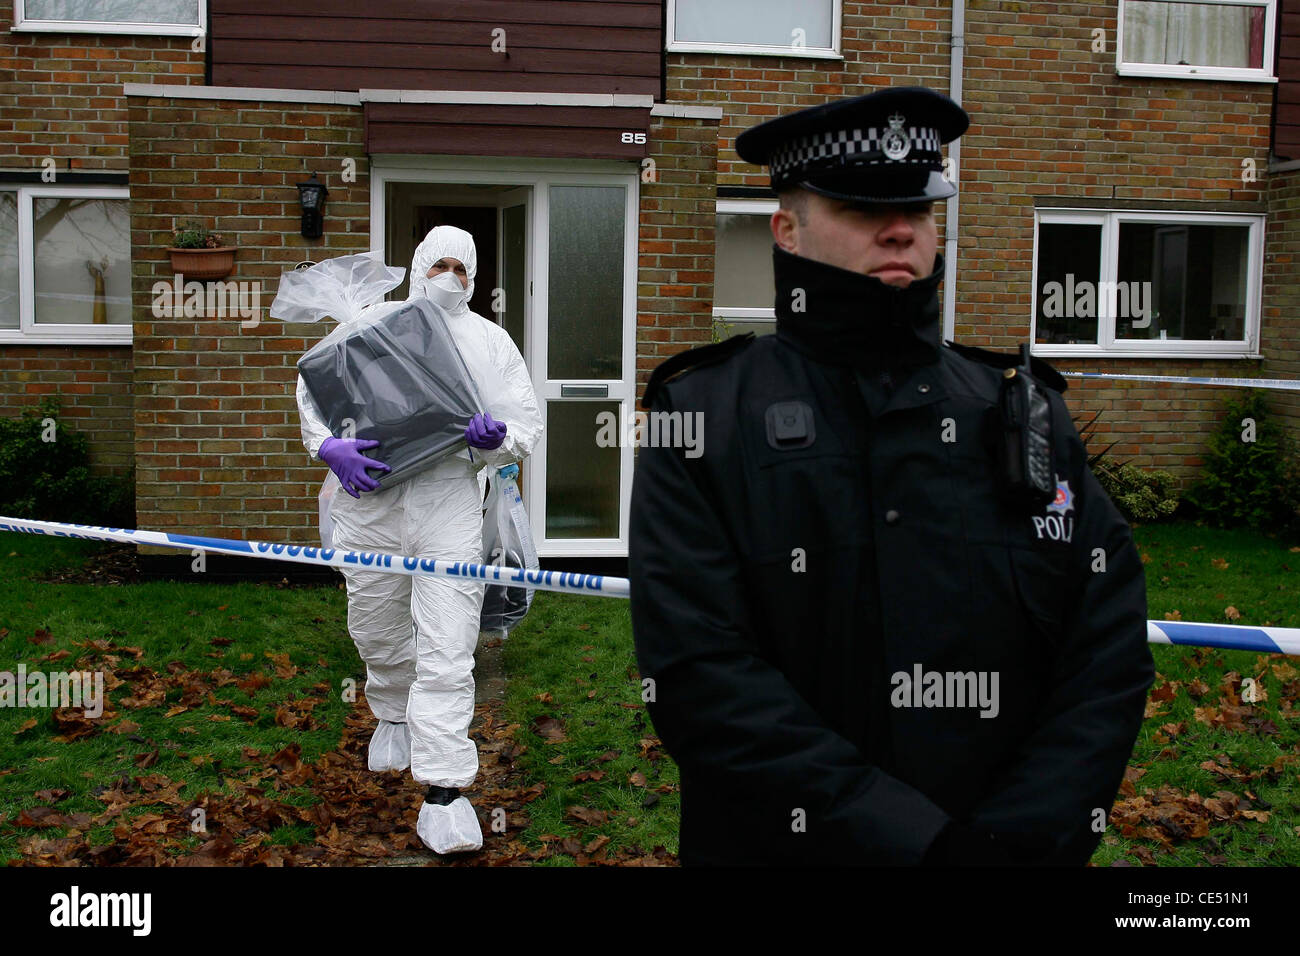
top-left (629, 244), bottom-right (1155, 866)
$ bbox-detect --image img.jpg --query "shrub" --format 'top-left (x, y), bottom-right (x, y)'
top-left (1074, 409), bottom-right (1179, 524)
top-left (1183, 391), bottom-right (1300, 532)
top-left (1093, 461), bottom-right (1180, 524)
top-left (0, 397), bottom-right (135, 527)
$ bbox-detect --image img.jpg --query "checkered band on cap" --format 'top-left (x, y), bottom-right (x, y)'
top-left (768, 124), bottom-right (943, 180)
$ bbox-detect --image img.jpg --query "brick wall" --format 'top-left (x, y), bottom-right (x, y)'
top-left (128, 95), bottom-right (369, 542)
top-left (636, 112), bottom-right (720, 395)
top-left (663, 1), bottom-right (1280, 484)
top-left (0, 9), bottom-right (203, 170)
top-left (1263, 167), bottom-right (1300, 442)
top-left (0, 11), bottom-right (204, 478)
top-left (0, 347), bottom-right (134, 473)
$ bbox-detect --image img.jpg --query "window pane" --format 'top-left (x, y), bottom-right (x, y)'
top-left (1035, 222), bottom-right (1102, 344)
top-left (714, 318), bottom-right (777, 340)
top-left (675, 0), bottom-right (833, 48)
top-left (1123, 1), bottom-right (1265, 69)
top-left (547, 185), bottom-right (624, 380)
top-left (0, 193), bottom-right (17, 329)
top-left (545, 400), bottom-right (620, 539)
top-left (33, 196), bottom-right (131, 326)
top-left (715, 213), bottom-right (775, 309)
top-left (23, 0), bottom-right (200, 25)
top-left (1116, 222), bottom-right (1249, 341)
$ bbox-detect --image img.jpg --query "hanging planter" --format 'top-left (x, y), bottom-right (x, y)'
top-left (167, 221), bottom-right (236, 280)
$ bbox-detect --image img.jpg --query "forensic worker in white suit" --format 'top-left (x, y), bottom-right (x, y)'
top-left (295, 225), bottom-right (543, 853)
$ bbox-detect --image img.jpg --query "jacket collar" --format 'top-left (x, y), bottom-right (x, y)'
top-left (773, 243), bottom-right (945, 371)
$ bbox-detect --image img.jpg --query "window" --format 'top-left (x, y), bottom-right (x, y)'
top-left (1032, 208), bottom-right (1262, 357)
top-left (1117, 0), bottom-right (1276, 82)
top-left (667, 0), bottom-right (841, 59)
top-left (0, 186), bottom-right (132, 345)
top-left (14, 0), bottom-right (204, 35)
top-left (713, 200), bottom-right (780, 340)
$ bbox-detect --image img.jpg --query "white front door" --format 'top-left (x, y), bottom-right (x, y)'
top-left (373, 159), bottom-right (638, 557)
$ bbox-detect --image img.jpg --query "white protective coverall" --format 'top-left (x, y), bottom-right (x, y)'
top-left (295, 226), bottom-right (543, 852)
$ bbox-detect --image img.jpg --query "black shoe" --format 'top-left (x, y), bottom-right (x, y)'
top-left (424, 785), bottom-right (462, 806)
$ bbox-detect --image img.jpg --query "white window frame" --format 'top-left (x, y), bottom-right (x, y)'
top-left (1031, 207), bottom-right (1263, 359)
top-left (666, 0), bottom-right (843, 60)
top-left (1116, 0), bottom-right (1277, 83)
top-left (0, 184), bottom-right (133, 346)
top-left (714, 199), bottom-right (777, 332)
top-left (13, 0), bottom-right (206, 36)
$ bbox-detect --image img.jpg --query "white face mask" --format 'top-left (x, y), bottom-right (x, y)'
top-left (425, 270), bottom-right (468, 311)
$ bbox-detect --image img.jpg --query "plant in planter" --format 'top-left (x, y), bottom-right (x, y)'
top-left (167, 220), bottom-right (236, 280)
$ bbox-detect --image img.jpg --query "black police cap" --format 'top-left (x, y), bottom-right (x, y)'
top-left (735, 86), bottom-right (969, 204)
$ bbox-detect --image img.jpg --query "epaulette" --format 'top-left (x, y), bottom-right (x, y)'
top-left (943, 340), bottom-right (1068, 393)
top-left (641, 333), bottom-right (755, 409)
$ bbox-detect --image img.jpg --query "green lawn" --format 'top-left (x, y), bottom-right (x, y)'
top-left (500, 591), bottom-right (679, 864)
top-left (0, 536), bottom-right (357, 863)
top-left (0, 534), bottom-right (678, 865)
top-left (1094, 522), bottom-right (1300, 866)
top-left (1, 520), bottom-right (1296, 865)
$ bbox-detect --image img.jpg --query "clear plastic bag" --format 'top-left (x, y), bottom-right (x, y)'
top-left (269, 250), bottom-right (406, 326)
top-left (275, 252), bottom-right (485, 492)
top-left (318, 471), bottom-right (341, 550)
top-left (480, 466), bottom-right (539, 637)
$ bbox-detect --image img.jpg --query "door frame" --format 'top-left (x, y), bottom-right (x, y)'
top-left (371, 156), bottom-right (640, 557)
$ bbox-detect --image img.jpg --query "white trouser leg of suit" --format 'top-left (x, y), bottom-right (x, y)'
top-left (330, 458), bottom-right (485, 792)
top-left (330, 481), bottom-right (417, 771)
top-left (402, 464), bottom-right (484, 789)
top-left (401, 461), bottom-right (485, 853)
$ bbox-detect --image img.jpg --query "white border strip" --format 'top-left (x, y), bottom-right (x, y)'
top-left (121, 84), bottom-right (713, 118)
top-left (123, 83), bottom-right (363, 105)
top-left (360, 90), bottom-right (654, 107)
top-left (1061, 371), bottom-right (1300, 391)
top-left (650, 103), bottom-right (724, 120)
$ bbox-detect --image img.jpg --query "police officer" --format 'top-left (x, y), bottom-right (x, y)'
top-left (628, 87), bottom-right (1155, 866)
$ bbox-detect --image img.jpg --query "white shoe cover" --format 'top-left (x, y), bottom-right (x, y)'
top-left (417, 797), bottom-right (483, 854)
top-left (367, 720), bottom-right (411, 772)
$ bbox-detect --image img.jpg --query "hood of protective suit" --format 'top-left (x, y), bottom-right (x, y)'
top-left (408, 225), bottom-right (477, 316)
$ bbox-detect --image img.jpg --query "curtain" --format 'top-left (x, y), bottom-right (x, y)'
top-left (1124, 1), bottom-right (1264, 69)
top-left (23, 0), bottom-right (199, 25)
top-left (675, 0), bottom-right (834, 49)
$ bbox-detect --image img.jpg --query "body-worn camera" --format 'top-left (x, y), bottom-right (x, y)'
top-left (998, 343), bottom-right (1056, 508)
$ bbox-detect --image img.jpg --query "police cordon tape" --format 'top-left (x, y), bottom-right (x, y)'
top-left (1060, 371), bottom-right (1300, 391)
top-left (1148, 620), bottom-right (1300, 656)
top-left (5, 515), bottom-right (1300, 655)
top-left (0, 515), bottom-right (629, 599)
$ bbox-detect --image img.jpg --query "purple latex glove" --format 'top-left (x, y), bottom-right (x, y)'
top-left (465, 412), bottom-right (507, 450)
top-left (319, 437), bottom-right (390, 498)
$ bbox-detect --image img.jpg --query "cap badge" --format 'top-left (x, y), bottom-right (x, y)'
top-left (882, 112), bottom-right (910, 161)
